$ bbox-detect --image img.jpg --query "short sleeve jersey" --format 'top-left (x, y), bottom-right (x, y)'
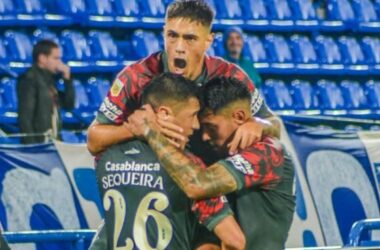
top-left (96, 140), bottom-right (230, 250)
top-left (218, 137), bottom-right (296, 250)
top-left (96, 52), bottom-right (269, 125)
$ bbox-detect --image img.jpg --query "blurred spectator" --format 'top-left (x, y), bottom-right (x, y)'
top-left (223, 27), bottom-right (262, 89)
top-left (17, 40), bottom-right (75, 144)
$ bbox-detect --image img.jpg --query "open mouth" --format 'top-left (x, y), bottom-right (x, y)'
top-left (174, 58), bottom-right (187, 69)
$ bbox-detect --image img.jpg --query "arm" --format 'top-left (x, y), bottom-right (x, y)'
top-left (214, 216), bottom-right (246, 250)
top-left (57, 62), bottom-right (75, 110)
top-left (17, 76), bottom-right (37, 144)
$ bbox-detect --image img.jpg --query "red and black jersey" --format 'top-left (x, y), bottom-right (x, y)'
top-left (96, 51), bottom-right (269, 124)
top-left (219, 137), bottom-right (296, 250)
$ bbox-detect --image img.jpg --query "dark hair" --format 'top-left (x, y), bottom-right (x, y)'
top-left (202, 77), bottom-right (251, 113)
top-left (32, 39), bottom-right (59, 63)
top-left (166, 0), bottom-right (214, 28)
top-left (142, 73), bottom-right (200, 108)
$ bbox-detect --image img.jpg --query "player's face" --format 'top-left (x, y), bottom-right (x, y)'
top-left (40, 48), bottom-right (62, 74)
top-left (164, 18), bottom-right (213, 81)
top-left (201, 112), bottom-right (236, 154)
top-left (173, 97), bottom-right (201, 147)
top-left (226, 32), bottom-right (243, 58)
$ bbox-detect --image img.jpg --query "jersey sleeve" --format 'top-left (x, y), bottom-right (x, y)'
top-left (228, 63), bottom-right (272, 118)
top-left (96, 68), bottom-right (142, 125)
top-left (218, 137), bottom-right (285, 191)
top-left (192, 196), bottom-right (233, 231)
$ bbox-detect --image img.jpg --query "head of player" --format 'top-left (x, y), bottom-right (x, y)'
top-left (141, 73), bottom-right (201, 149)
top-left (200, 77), bottom-right (252, 155)
top-left (164, 0), bottom-right (214, 80)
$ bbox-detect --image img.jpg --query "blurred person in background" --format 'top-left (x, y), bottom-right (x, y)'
top-left (17, 39), bottom-right (75, 144)
top-left (223, 27), bottom-right (262, 89)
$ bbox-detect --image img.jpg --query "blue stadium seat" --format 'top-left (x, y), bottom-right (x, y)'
top-left (131, 30), bottom-right (160, 59)
top-left (352, 0), bottom-right (380, 31)
top-left (212, 33), bottom-right (225, 57)
top-left (268, 0), bottom-right (294, 27)
top-left (13, 0), bottom-right (45, 24)
top-left (364, 80), bottom-right (380, 111)
top-left (0, 38), bottom-right (7, 63)
top-left (140, 0), bottom-right (165, 19)
top-left (32, 29), bottom-right (59, 44)
top-left (0, 0), bottom-right (17, 25)
top-left (113, 0), bottom-right (140, 22)
top-left (326, 0), bottom-right (355, 22)
top-left (264, 34), bottom-right (295, 71)
top-left (289, 80), bottom-right (319, 112)
top-left (314, 35), bottom-right (344, 71)
top-left (245, 36), bottom-right (269, 69)
top-left (338, 36), bottom-right (368, 71)
top-left (215, 0), bottom-right (243, 22)
top-left (4, 31), bottom-right (33, 70)
top-left (60, 31), bottom-right (93, 71)
top-left (0, 78), bottom-right (18, 124)
top-left (60, 130), bottom-right (80, 143)
top-left (316, 80), bottom-right (346, 113)
top-left (88, 31), bottom-right (122, 70)
top-left (361, 37), bottom-right (380, 70)
top-left (86, 77), bottom-right (110, 109)
top-left (340, 80), bottom-right (370, 111)
top-left (240, 0), bottom-right (269, 25)
top-left (77, 130), bottom-right (87, 143)
top-left (289, 34), bottom-right (319, 69)
top-left (48, 0), bottom-right (86, 21)
top-left (290, 0), bottom-right (318, 21)
top-left (84, 0), bottom-right (115, 25)
top-left (262, 79), bottom-right (294, 111)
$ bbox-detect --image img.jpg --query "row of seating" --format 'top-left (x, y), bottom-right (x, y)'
top-left (2, 29), bottom-right (380, 76)
top-left (0, 0), bottom-right (380, 31)
top-left (262, 79), bottom-right (380, 116)
top-left (0, 77), bottom-right (110, 126)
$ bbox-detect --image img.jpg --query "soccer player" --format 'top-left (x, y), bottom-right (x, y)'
top-left (95, 73), bottom-right (245, 250)
top-left (87, 0), bottom-right (280, 160)
top-left (127, 77), bottom-right (296, 250)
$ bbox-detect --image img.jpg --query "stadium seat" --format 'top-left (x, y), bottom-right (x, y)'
top-left (131, 30), bottom-right (160, 59)
top-left (47, 0), bottom-right (86, 21)
top-left (245, 36), bottom-right (269, 69)
top-left (340, 80), bottom-right (369, 111)
top-left (352, 0), bottom-right (380, 31)
top-left (13, 0), bottom-right (45, 24)
top-left (60, 130), bottom-right (80, 143)
top-left (215, 0), bottom-right (243, 22)
top-left (316, 80), bottom-right (346, 112)
top-left (3, 31), bottom-right (33, 69)
top-left (88, 31), bottom-right (122, 70)
top-left (361, 37), bottom-right (380, 69)
top-left (314, 35), bottom-right (344, 71)
top-left (140, 0), bottom-right (166, 19)
top-left (211, 33), bottom-right (225, 57)
top-left (262, 79), bottom-right (294, 111)
top-left (86, 77), bottom-right (110, 109)
top-left (338, 36), bottom-right (368, 70)
top-left (326, 0), bottom-right (355, 22)
top-left (0, 78), bottom-right (18, 124)
top-left (290, 0), bottom-right (318, 21)
top-left (0, 38), bottom-right (7, 63)
top-left (60, 31), bottom-right (93, 71)
top-left (0, 0), bottom-right (17, 25)
top-left (264, 34), bottom-right (294, 70)
top-left (113, 0), bottom-right (140, 22)
top-left (289, 80), bottom-right (319, 112)
top-left (364, 80), bottom-right (380, 110)
top-left (32, 29), bottom-right (59, 44)
top-left (289, 34), bottom-right (319, 69)
top-left (240, 0), bottom-right (269, 25)
top-left (84, 0), bottom-right (115, 25)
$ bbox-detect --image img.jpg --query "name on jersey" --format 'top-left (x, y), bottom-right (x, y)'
top-left (102, 161), bottom-right (163, 190)
top-left (251, 88), bottom-right (263, 115)
top-left (99, 97), bottom-right (123, 121)
top-left (226, 154), bottom-right (254, 175)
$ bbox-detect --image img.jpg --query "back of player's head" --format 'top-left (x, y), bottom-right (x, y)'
top-left (32, 39), bottom-right (59, 63)
top-left (166, 0), bottom-right (214, 28)
top-left (202, 77), bottom-right (251, 114)
top-left (142, 73), bottom-right (199, 109)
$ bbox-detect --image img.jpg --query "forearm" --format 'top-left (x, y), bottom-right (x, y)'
top-left (146, 128), bottom-right (237, 199)
top-left (87, 120), bottom-right (134, 155)
top-left (214, 215), bottom-right (246, 250)
top-left (257, 116), bottom-right (281, 139)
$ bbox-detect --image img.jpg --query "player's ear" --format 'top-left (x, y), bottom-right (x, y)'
top-left (205, 32), bottom-right (214, 50)
top-left (232, 109), bottom-right (248, 125)
top-left (156, 105), bottom-right (173, 117)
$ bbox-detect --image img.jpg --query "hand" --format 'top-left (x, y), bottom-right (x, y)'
top-left (127, 105), bottom-right (159, 138)
top-left (57, 61), bottom-right (71, 80)
top-left (227, 118), bottom-right (264, 155)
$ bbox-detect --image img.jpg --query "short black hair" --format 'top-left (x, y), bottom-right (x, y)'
top-left (166, 0), bottom-right (214, 28)
top-left (202, 77), bottom-right (251, 113)
top-left (142, 73), bottom-right (200, 109)
top-left (32, 39), bottom-right (59, 63)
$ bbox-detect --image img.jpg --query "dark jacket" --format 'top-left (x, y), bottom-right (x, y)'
top-left (17, 65), bottom-right (75, 144)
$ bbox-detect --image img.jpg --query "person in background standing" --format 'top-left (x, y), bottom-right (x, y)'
top-left (223, 27), bottom-right (262, 89)
top-left (17, 39), bottom-right (75, 144)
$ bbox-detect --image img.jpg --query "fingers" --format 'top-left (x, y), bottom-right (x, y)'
top-left (227, 129), bottom-right (242, 155)
top-left (157, 118), bottom-right (183, 133)
top-left (160, 126), bottom-right (186, 142)
top-left (166, 138), bottom-right (182, 148)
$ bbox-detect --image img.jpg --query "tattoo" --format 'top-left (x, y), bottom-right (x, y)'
top-left (146, 128), bottom-right (237, 199)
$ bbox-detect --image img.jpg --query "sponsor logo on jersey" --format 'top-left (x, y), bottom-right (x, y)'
top-left (99, 97), bottom-right (123, 121)
top-left (251, 88), bottom-right (263, 115)
top-left (110, 78), bottom-right (123, 97)
top-left (124, 148), bottom-right (140, 155)
top-left (226, 154), bottom-right (254, 175)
